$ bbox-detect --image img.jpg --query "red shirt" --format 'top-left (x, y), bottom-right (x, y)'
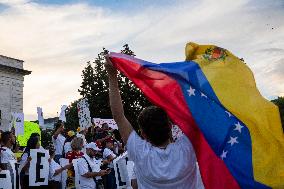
top-left (66, 150), bottom-right (84, 163)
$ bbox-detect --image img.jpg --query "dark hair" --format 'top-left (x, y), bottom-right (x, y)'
top-left (138, 106), bottom-right (171, 146)
top-left (1, 131), bottom-right (12, 145)
top-left (113, 129), bottom-right (122, 142)
top-left (54, 120), bottom-right (63, 131)
top-left (30, 133), bottom-right (40, 138)
top-left (23, 136), bottom-right (40, 156)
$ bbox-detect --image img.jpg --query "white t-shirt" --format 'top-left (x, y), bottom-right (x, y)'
top-left (49, 159), bottom-right (62, 182)
top-left (52, 134), bottom-right (66, 155)
top-left (63, 142), bottom-right (72, 155)
top-left (0, 147), bottom-right (16, 163)
top-left (126, 131), bottom-right (204, 189)
top-left (103, 148), bottom-right (116, 168)
top-left (78, 154), bottom-right (98, 189)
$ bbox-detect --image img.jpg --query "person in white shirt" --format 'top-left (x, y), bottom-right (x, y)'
top-left (48, 146), bottom-right (72, 189)
top-left (105, 57), bottom-right (204, 189)
top-left (0, 131), bottom-right (16, 168)
top-left (52, 122), bottom-right (66, 163)
top-left (102, 139), bottom-right (117, 189)
top-left (78, 142), bottom-right (110, 189)
top-left (62, 130), bottom-right (76, 157)
top-left (19, 136), bottom-right (40, 189)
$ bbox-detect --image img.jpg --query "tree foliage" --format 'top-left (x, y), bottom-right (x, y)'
top-left (271, 96), bottom-right (284, 130)
top-left (65, 44), bottom-right (152, 131)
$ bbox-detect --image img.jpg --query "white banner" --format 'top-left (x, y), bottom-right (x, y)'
top-left (92, 118), bottom-right (118, 130)
top-left (59, 105), bottom-right (68, 122)
top-left (59, 158), bottom-right (69, 189)
top-left (8, 160), bottom-right (21, 189)
top-left (72, 159), bottom-right (80, 189)
top-left (12, 112), bottom-right (24, 136)
top-left (0, 170), bottom-right (12, 189)
top-left (113, 152), bottom-right (131, 189)
top-left (37, 107), bottom-right (44, 128)
top-left (77, 98), bottom-right (91, 130)
top-left (29, 149), bottom-right (49, 186)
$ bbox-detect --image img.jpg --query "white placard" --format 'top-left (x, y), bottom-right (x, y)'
top-left (77, 98), bottom-right (91, 130)
top-left (92, 118), bottom-right (118, 130)
top-left (12, 112), bottom-right (24, 136)
top-left (0, 170), bottom-right (12, 189)
top-left (59, 105), bottom-right (68, 122)
top-left (93, 118), bottom-right (102, 127)
top-left (29, 149), bottom-right (49, 186)
top-left (37, 107), bottom-right (44, 128)
top-left (72, 159), bottom-right (80, 189)
top-left (8, 160), bottom-right (21, 189)
top-left (113, 152), bottom-right (131, 189)
top-left (59, 158), bottom-right (69, 189)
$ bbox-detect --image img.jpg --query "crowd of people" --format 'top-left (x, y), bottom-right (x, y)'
top-left (0, 120), bottom-right (129, 189)
top-left (0, 57), bottom-right (205, 189)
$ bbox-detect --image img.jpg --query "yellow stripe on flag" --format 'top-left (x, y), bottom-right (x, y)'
top-left (185, 42), bottom-right (284, 188)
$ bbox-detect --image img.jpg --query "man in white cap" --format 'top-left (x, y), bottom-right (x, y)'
top-left (78, 142), bottom-right (110, 189)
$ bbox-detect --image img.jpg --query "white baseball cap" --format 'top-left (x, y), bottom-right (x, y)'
top-left (86, 142), bottom-right (101, 151)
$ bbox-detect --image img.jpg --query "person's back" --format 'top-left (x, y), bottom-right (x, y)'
top-left (127, 131), bottom-right (203, 189)
top-left (105, 57), bottom-right (204, 189)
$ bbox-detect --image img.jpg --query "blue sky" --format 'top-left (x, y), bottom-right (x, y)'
top-left (0, 0), bottom-right (283, 120)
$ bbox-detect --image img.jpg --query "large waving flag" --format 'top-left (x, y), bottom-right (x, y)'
top-left (109, 42), bottom-right (284, 189)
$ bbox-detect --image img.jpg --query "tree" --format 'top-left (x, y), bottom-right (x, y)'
top-left (65, 100), bottom-right (80, 131)
top-left (75, 44), bottom-right (151, 131)
top-left (271, 96), bottom-right (284, 130)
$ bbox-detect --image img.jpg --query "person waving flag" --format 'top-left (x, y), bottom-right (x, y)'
top-left (107, 42), bottom-right (284, 189)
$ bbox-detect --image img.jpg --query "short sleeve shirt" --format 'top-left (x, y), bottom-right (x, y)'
top-left (52, 134), bottom-right (66, 155)
top-left (0, 147), bottom-right (16, 164)
top-left (103, 148), bottom-right (116, 168)
top-left (126, 131), bottom-right (204, 189)
top-left (78, 154), bottom-right (96, 189)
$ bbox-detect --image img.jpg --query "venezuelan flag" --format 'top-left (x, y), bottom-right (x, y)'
top-left (109, 42), bottom-right (284, 189)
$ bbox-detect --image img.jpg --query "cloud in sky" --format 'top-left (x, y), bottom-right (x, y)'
top-left (0, 0), bottom-right (283, 120)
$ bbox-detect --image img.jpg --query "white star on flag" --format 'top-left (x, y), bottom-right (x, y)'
top-left (225, 111), bottom-right (232, 117)
top-left (228, 136), bottom-right (238, 146)
top-left (187, 86), bottom-right (195, 96)
top-left (234, 122), bottom-right (244, 133)
top-left (201, 92), bottom-right (208, 98)
top-left (220, 150), bottom-right (228, 160)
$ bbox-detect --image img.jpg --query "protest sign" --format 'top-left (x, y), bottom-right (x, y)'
top-left (113, 152), bottom-right (131, 189)
top-left (12, 112), bottom-right (24, 136)
top-left (0, 170), bottom-right (12, 189)
top-left (72, 159), bottom-right (80, 189)
top-left (59, 158), bottom-right (69, 189)
top-left (92, 118), bottom-right (118, 130)
top-left (37, 107), bottom-right (44, 128)
top-left (59, 105), bottom-right (67, 122)
top-left (8, 160), bottom-right (20, 189)
top-left (77, 98), bottom-right (91, 130)
top-left (29, 149), bottom-right (49, 186)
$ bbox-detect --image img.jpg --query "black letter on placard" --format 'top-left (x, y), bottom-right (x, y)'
top-left (0, 172), bottom-right (7, 189)
top-left (116, 163), bottom-right (126, 186)
top-left (15, 163), bottom-right (20, 189)
top-left (35, 152), bottom-right (45, 183)
top-left (0, 172), bottom-right (7, 178)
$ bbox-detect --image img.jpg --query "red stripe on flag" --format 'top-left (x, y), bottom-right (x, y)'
top-left (110, 55), bottom-right (240, 189)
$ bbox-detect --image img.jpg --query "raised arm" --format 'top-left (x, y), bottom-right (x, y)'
top-left (105, 55), bottom-right (133, 144)
top-left (53, 124), bottom-right (64, 140)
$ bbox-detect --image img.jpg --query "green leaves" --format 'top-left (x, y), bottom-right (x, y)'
top-left (65, 44), bottom-right (151, 132)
